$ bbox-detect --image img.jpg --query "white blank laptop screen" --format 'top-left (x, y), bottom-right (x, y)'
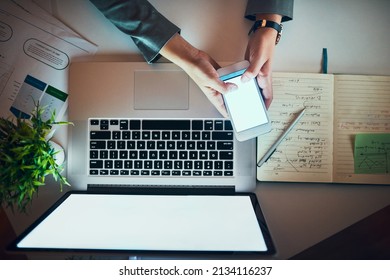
top-left (16, 193), bottom-right (268, 253)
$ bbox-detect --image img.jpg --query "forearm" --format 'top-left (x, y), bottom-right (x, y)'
top-left (159, 33), bottom-right (200, 72)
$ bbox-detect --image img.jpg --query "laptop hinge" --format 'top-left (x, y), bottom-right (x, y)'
top-left (87, 184), bottom-right (235, 195)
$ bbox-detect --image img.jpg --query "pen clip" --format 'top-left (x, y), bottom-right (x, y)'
top-left (257, 148), bottom-right (276, 167)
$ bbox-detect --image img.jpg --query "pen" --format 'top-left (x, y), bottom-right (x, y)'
top-left (257, 107), bottom-right (306, 167)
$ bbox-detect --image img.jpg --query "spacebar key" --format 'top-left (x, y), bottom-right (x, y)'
top-left (142, 120), bottom-right (190, 130)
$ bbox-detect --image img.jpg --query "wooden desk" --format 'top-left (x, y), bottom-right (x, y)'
top-left (3, 0), bottom-right (390, 259)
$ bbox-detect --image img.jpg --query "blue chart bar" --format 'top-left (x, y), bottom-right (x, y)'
top-left (10, 75), bottom-right (47, 119)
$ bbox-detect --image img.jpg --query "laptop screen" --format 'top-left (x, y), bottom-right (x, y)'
top-left (10, 192), bottom-right (274, 256)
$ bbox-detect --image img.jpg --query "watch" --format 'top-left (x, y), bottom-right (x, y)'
top-left (248, 19), bottom-right (283, 45)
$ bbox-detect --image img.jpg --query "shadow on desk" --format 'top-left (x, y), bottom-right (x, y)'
top-left (291, 205), bottom-right (390, 260)
top-left (0, 207), bottom-right (27, 260)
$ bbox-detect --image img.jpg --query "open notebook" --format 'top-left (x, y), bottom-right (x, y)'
top-left (256, 73), bottom-right (390, 184)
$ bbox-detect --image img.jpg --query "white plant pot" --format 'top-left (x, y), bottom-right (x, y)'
top-left (49, 141), bottom-right (65, 165)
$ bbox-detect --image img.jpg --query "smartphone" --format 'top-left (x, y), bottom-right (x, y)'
top-left (217, 60), bottom-right (271, 141)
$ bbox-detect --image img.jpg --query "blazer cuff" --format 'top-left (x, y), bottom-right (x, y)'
top-left (245, 0), bottom-right (294, 22)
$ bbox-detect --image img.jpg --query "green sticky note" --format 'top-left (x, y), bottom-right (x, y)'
top-left (354, 133), bottom-right (390, 174)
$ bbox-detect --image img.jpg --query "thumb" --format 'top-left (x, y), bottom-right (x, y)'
top-left (211, 79), bottom-right (238, 94)
top-left (241, 64), bottom-right (259, 83)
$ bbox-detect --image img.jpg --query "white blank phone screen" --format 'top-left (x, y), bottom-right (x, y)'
top-left (17, 194), bottom-right (267, 252)
top-left (224, 76), bottom-right (268, 132)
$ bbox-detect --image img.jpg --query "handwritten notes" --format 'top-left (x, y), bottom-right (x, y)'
top-left (257, 73), bottom-right (390, 184)
top-left (257, 73), bottom-right (334, 182)
top-left (354, 133), bottom-right (390, 174)
top-left (333, 75), bottom-right (390, 184)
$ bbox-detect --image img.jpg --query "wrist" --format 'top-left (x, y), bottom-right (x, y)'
top-left (160, 33), bottom-right (199, 70)
top-left (248, 18), bottom-right (283, 45)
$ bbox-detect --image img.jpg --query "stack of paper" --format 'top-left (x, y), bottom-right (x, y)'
top-left (0, 0), bottom-right (97, 121)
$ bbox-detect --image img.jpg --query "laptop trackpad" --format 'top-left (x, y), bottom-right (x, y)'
top-left (134, 70), bottom-right (189, 110)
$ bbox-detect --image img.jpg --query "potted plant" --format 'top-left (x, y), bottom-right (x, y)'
top-left (0, 104), bottom-right (72, 212)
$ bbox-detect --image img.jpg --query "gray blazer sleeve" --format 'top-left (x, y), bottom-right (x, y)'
top-left (90, 0), bottom-right (180, 63)
top-left (245, 0), bottom-right (294, 22)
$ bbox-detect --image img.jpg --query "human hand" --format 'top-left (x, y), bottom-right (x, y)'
top-left (181, 50), bottom-right (238, 118)
top-left (241, 15), bottom-right (282, 109)
top-left (160, 34), bottom-right (236, 117)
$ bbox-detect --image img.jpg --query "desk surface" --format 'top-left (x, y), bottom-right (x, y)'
top-left (5, 0), bottom-right (390, 260)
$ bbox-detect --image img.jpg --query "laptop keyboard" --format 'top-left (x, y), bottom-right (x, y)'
top-left (88, 119), bottom-right (234, 177)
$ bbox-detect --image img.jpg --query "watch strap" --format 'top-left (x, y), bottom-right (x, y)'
top-left (248, 19), bottom-right (283, 45)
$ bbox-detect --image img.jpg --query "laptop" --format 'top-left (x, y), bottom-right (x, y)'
top-left (66, 61), bottom-right (256, 193)
top-left (8, 62), bottom-right (275, 257)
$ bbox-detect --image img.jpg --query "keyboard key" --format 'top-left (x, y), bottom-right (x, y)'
top-left (212, 132), bottom-right (233, 140)
top-left (107, 141), bottom-right (116, 149)
top-left (104, 160), bottom-right (113, 169)
top-left (214, 120), bottom-right (224, 130)
top-left (142, 120), bottom-right (190, 130)
top-left (220, 151), bottom-right (233, 159)
top-left (127, 141), bottom-right (136, 149)
top-left (159, 151), bottom-right (168, 159)
top-left (100, 120), bottom-right (109, 130)
top-left (90, 169), bottom-right (99, 175)
top-left (121, 170), bottom-right (129, 175)
top-left (90, 131), bottom-right (111, 139)
top-left (224, 161), bottom-right (234, 170)
top-left (114, 160), bottom-right (123, 169)
top-left (192, 120), bottom-right (203, 130)
top-left (90, 160), bottom-right (103, 169)
top-left (100, 150), bottom-right (108, 159)
top-left (100, 170), bottom-right (109, 175)
top-left (90, 150), bottom-right (98, 159)
top-left (142, 131), bottom-right (150, 139)
top-left (124, 160), bottom-right (133, 169)
top-left (204, 120), bottom-right (213, 130)
top-left (162, 131), bottom-right (170, 139)
top-left (122, 131), bottom-right (131, 139)
top-left (109, 150), bottom-right (118, 159)
top-left (110, 170), bottom-right (119, 175)
top-left (90, 119), bottom-right (99, 126)
top-left (225, 120), bottom-right (233, 130)
top-left (120, 120), bottom-right (128, 130)
top-left (157, 141), bottom-right (165, 149)
top-left (130, 120), bottom-right (141, 129)
top-left (152, 131), bottom-right (160, 139)
top-left (117, 141), bottom-right (125, 149)
top-left (192, 131), bottom-right (201, 140)
top-left (182, 131), bottom-right (191, 140)
top-left (139, 151), bottom-right (148, 159)
top-left (217, 141), bottom-right (233, 150)
top-left (90, 141), bottom-right (106, 149)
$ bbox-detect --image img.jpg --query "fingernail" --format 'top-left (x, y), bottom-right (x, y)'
top-left (227, 84), bottom-right (238, 92)
top-left (241, 75), bottom-right (250, 83)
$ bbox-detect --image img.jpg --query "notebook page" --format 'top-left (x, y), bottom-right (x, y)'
top-left (333, 75), bottom-right (390, 184)
top-left (257, 73), bottom-right (334, 182)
